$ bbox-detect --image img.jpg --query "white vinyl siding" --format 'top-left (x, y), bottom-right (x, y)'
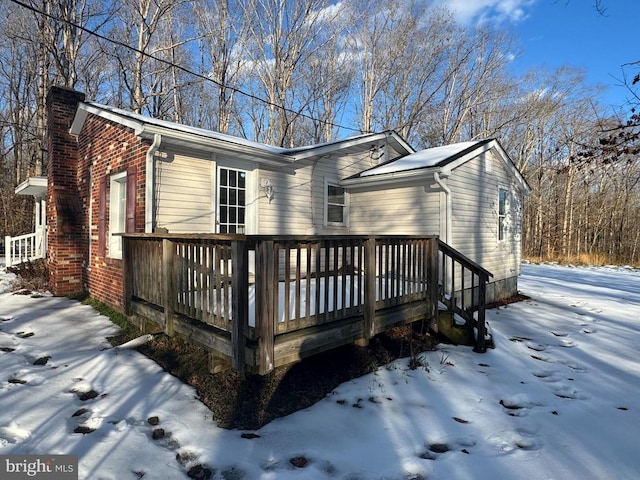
top-left (155, 153), bottom-right (214, 233)
top-left (257, 151), bottom-right (375, 235)
top-left (312, 153), bottom-right (378, 234)
top-left (349, 185), bottom-right (440, 235)
top-left (256, 168), bottom-right (313, 234)
top-left (447, 150), bottom-right (523, 284)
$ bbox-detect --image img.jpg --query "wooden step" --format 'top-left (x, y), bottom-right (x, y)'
top-left (435, 311), bottom-right (475, 346)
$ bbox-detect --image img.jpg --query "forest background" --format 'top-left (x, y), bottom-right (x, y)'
top-left (1, 0), bottom-right (639, 266)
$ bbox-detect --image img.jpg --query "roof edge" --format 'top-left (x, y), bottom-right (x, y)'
top-left (69, 102), bottom-right (295, 164)
top-left (288, 130), bottom-right (414, 161)
top-left (340, 167), bottom-right (442, 187)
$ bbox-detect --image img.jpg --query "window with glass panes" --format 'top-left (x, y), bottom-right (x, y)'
top-left (498, 187), bottom-right (508, 241)
top-left (108, 172), bottom-right (127, 258)
top-left (218, 167), bottom-right (246, 233)
top-left (326, 183), bottom-right (346, 225)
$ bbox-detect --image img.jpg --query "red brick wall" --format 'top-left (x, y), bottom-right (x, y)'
top-left (78, 115), bottom-right (149, 312)
top-left (46, 86), bottom-right (149, 312)
top-left (46, 87), bottom-right (86, 296)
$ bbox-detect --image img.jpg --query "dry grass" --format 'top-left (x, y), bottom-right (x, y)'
top-left (6, 259), bottom-right (49, 292)
top-left (524, 253), bottom-right (638, 268)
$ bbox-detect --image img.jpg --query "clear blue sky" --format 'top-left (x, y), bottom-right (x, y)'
top-left (437, 0), bottom-right (639, 115)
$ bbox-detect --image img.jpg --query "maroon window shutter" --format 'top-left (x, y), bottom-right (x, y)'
top-left (98, 176), bottom-right (107, 257)
top-left (126, 166), bottom-right (137, 232)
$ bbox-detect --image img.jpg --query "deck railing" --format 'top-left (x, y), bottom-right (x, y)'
top-left (123, 234), bottom-right (487, 374)
top-left (438, 241), bottom-right (493, 352)
top-left (4, 229), bottom-right (46, 268)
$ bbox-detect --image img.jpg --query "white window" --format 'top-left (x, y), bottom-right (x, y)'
top-left (109, 171), bottom-right (127, 258)
top-left (324, 180), bottom-right (348, 226)
top-left (498, 187), bottom-right (508, 242)
top-left (218, 167), bottom-right (246, 234)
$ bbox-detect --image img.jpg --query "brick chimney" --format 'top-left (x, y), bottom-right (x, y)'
top-left (46, 86), bottom-right (86, 296)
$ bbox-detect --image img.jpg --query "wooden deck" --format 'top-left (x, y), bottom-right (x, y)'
top-left (122, 234), bottom-right (491, 374)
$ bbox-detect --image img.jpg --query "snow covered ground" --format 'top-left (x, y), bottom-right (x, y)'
top-left (0, 263), bottom-right (639, 479)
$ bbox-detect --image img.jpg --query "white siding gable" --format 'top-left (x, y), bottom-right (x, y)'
top-left (448, 150), bottom-right (524, 283)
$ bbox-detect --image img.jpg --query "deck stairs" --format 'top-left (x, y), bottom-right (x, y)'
top-left (435, 242), bottom-right (493, 351)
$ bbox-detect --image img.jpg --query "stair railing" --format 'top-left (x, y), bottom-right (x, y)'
top-left (437, 240), bottom-right (492, 352)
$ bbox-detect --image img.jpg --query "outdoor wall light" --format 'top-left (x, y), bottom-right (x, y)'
top-left (261, 178), bottom-right (275, 203)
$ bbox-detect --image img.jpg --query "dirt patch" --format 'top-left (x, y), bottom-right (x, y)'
top-left (137, 324), bottom-right (437, 430)
top-left (486, 292), bottom-right (530, 309)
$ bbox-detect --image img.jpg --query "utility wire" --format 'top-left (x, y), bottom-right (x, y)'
top-left (8, 0), bottom-right (362, 135)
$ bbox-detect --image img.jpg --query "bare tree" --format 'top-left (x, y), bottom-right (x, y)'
top-left (430, 26), bottom-right (516, 145)
top-left (296, 7), bottom-right (354, 143)
top-left (105, 0), bottom-right (193, 115)
top-left (193, 0), bottom-right (250, 134)
top-left (240, 0), bottom-right (337, 146)
top-left (345, 1), bottom-right (456, 143)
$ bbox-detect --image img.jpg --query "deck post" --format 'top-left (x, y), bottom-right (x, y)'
top-left (231, 239), bottom-right (248, 373)
top-left (356, 237), bottom-right (376, 347)
top-left (4, 236), bottom-right (11, 268)
top-left (255, 239), bottom-right (275, 374)
top-left (122, 237), bottom-right (132, 315)
top-left (474, 273), bottom-right (488, 353)
top-left (162, 238), bottom-right (176, 337)
top-left (427, 237), bottom-right (439, 332)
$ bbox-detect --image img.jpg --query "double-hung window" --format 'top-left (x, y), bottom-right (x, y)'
top-left (325, 180), bottom-right (348, 226)
top-left (108, 172), bottom-right (127, 258)
top-left (98, 167), bottom-right (136, 259)
top-left (498, 187), bottom-right (508, 242)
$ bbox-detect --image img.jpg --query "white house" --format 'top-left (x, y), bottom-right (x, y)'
top-left (11, 87), bottom-right (530, 306)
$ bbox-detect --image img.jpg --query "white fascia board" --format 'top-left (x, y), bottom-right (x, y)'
top-left (70, 103), bottom-right (294, 167)
top-left (339, 167), bottom-right (442, 188)
top-left (491, 142), bottom-right (532, 195)
top-left (70, 103), bottom-right (144, 135)
top-left (139, 125), bottom-right (295, 166)
top-left (480, 140), bottom-right (532, 195)
top-left (439, 141), bottom-right (494, 173)
top-left (444, 139), bottom-right (532, 195)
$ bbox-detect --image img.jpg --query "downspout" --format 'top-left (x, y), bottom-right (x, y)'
top-left (433, 171), bottom-right (451, 245)
top-left (145, 134), bottom-right (162, 233)
top-left (434, 171), bottom-right (452, 297)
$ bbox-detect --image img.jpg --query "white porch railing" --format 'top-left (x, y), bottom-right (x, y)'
top-left (4, 228), bottom-right (46, 267)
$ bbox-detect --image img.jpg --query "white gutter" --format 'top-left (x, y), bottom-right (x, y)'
top-left (340, 168), bottom-right (439, 188)
top-left (145, 133), bottom-right (162, 233)
top-left (71, 102), bottom-right (295, 167)
top-left (140, 125), bottom-right (294, 166)
top-left (433, 171), bottom-right (451, 245)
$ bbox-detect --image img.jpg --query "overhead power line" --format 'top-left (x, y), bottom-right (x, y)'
top-left (8, 0), bottom-right (361, 135)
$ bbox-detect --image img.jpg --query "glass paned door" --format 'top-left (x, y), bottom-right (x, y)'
top-left (218, 167), bottom-right (246, 233)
